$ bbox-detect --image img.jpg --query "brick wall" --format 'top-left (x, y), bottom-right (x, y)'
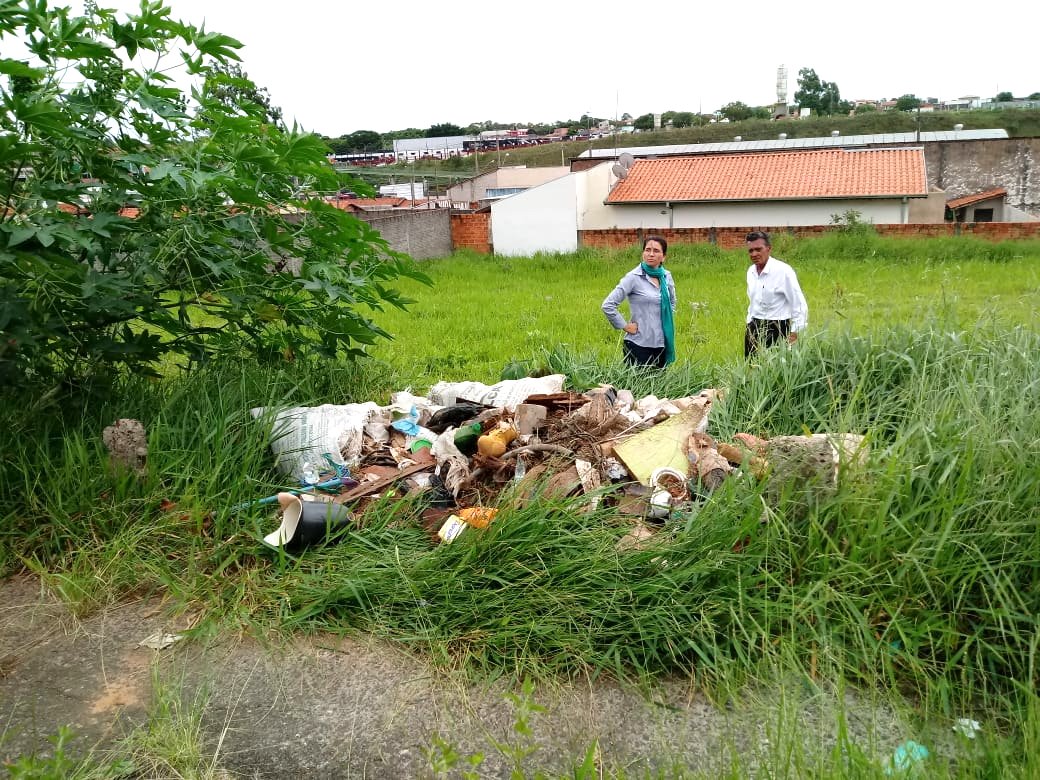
top-left (579, 222), bottom-right (1040, 249)
top-left (450, 212), bottom-right (492, 253)
top-left (354, 209), bottom-right (452, 260)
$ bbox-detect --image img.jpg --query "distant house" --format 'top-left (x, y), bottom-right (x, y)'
top-left (602, 148), bottom-right (931, 227)
top-left (942, 96), bottom-right (983, 110)
top-left (489, 147), bottom-right (936, 255)
top-left (327, 196), bottom-right (420, 213)
top-left (946, 187), bottom-right (1007, 222)
top-left (446, 166), bottom-right (569, 208)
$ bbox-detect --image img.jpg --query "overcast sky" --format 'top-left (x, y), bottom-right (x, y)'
top-left (101, 0), bottom-right (1034, 136)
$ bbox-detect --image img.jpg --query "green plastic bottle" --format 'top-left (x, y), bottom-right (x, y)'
top-left (453, 422), bottom-right (482, 456)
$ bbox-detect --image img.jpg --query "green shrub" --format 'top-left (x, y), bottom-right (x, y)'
top-left (0, 2), bottom-right (429, 391)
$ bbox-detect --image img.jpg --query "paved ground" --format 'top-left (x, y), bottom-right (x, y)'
top-left (0, 573), bottom-right (912, 778)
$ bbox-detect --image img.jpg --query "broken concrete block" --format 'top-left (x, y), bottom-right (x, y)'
top-left (764, 433), bottom-right (867, 494)
top-left (102, 418), bottom-right (147, 476)
top-left (514, 403), bottom-right (548, 435)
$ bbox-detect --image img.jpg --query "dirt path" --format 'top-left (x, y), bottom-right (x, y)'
top-left (0, 574), bottom-right (907, 777)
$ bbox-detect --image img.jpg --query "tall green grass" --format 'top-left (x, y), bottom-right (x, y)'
top-left (3, 235), bottom-right (1040, 774)
top-left (364, 235), bottom-right (1040, 388)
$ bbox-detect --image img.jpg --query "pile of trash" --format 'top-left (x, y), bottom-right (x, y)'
top-left (248, 375), bottom-right (866, 552)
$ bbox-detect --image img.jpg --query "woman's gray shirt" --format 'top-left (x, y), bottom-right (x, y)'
top-left (601, 264), bottom-right (676, 349)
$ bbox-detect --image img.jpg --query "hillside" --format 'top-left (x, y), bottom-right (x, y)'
top-left (375, 108), bottom-right (1040, 178)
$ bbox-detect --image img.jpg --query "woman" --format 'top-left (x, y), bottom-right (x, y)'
top-left (601, 235), bottom-right (676, 368)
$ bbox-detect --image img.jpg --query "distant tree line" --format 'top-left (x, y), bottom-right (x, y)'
top-left (323, 69), bottom-right (1040, 154)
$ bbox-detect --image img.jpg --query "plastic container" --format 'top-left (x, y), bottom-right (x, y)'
top-left (409, 438), bottom-right (432, 453)
top-left (477, 425), bottom-right (518, 457)
top-left (458, 506), bottom-right (498, 529)
top-left (453, 422), bottom-right (483, 455)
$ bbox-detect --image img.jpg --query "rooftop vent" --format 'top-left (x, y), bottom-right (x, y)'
top-left (953, 123), bottom-right (964, 131)
top-left (778, 133), bottom-right (787, 140)
top-left (733, 136), bottom-right (742, 142)
top-left (831, 130), bottom-right (840, 137)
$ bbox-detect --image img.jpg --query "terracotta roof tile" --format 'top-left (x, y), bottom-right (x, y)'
top-left (945, 187), bottom-right (1007, 210)
top-left (327, 196), bottom-right (412, 212)
top-left (606, 148), bottom-right (928, 203)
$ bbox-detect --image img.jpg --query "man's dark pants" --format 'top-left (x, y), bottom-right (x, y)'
top-left (744, 318), bottom-right (790, 358)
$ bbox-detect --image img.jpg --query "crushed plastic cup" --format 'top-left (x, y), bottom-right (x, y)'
top-left (300, 461), bottom-right (320, 485)
top-left (391, 405), bottom-right (421, 436)
top-left (884, 740), bottom-right (928, 775)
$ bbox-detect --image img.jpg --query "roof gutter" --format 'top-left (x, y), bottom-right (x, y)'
top-left (607, 193), bottom-right (928, 205)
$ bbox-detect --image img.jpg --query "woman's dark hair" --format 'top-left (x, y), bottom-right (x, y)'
top-left (745, 230), bottom-right (771, 246)
top-left (643, 235), bottom-right (668, 254)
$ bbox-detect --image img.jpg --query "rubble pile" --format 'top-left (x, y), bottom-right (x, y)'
top-left (248, 376), bottom-right (866, 551)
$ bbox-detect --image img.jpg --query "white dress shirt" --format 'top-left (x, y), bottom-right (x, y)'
top-left (746, 256), bottom-right (808, 333)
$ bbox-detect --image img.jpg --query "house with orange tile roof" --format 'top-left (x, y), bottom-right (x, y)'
top-left (945, 187), bottom-right (1007, 222)
top-left (490, 148), bottom-right (939, 255)
top-left (599, 148), bottom-right (931, 229)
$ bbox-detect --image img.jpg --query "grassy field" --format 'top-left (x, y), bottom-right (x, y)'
top-left (364, 108), bottom-right (1040, 179)
top-left (363, 232), bottom-right (1040, 387)
top-left (3, 232), bottom-right (1040, 777)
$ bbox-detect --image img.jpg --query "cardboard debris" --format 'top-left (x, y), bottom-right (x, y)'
top-left (612, 401), bottom-right (710, 486)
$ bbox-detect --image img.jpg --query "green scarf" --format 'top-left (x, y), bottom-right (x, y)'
top-left (640, 261), bottom-right (675, 365)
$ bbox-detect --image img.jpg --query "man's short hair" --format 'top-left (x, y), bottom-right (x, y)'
top-left (746, 230), bottom-right (771, 246)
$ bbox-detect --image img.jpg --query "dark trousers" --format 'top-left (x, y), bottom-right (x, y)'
top-left (623, 340), bottom-right (668, 368)
top-left (744, 318), bottom-right (790, 358)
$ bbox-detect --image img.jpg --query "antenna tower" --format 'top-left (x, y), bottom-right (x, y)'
top-left (776, 65), bottom-right (788, 105)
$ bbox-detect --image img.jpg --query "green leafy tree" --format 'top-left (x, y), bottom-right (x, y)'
top-left (671, 111), bottom-right (696, 128)
top-left (794, 68), bottom-right (849, 115)
top-left (720, 101), bottom-right (753, 121)
top-left (632, 113), bottom-right (655, 131)
top-left (383, 127), bottom-right (425, 141)
top-left (202, 62), bottom-right (283, 128)
top-left (994, 91), bottom-right (1014, 102)
top-left (425, 122), bottom-right (464, 137)
top-left (346, 129), bottom-right (383, 151)
top-left (794, 68), bottom-right (824, 114)
top-left (1030, 92), bottom-right (1040, 100)
top-left (895, 93), bottom-right (921, 111)
top-left (0, 1), bottom-right (428, 389)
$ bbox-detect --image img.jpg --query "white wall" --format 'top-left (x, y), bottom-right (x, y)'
top-left (580, 198), bottom-right (908, 229)
top-left (491, 173), bottom-right (579, 255)
top-left (447, 166), bottom-right (570, 202)
top-left (576, 162), bottom-right (615, 229)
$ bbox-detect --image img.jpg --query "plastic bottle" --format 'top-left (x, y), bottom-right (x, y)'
top-left (477, 425), bottom-right (518, 457)
top-left (513, 456), bottom-right (527, 481)
top-left (453, 422), bottom-right (482, 456)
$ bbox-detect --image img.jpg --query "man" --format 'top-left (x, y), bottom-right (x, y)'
top-left (744, 231), bottom-right (808, 358)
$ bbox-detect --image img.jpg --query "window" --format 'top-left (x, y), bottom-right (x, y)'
top-left (973, 208), bottom-right (994, 222)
